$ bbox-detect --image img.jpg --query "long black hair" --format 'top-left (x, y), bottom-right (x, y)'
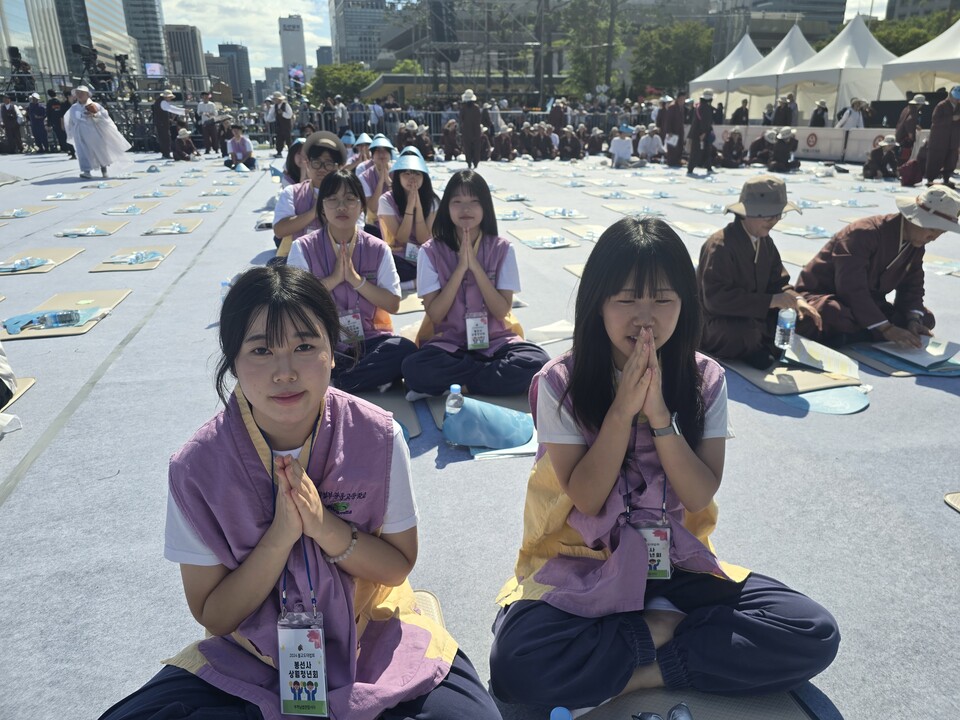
top-left (284, 139), bottom-right (304, 183)
top-left (431, 169), bottom-right (498, 251)
top-left (390, 169), bottom-right (438, 217)
top-left (215, 266), bottom-right (340, 404)
top-left (315, 169), bottom-right (367, 225)
top-left (565, 217), bottom-right (705, 448)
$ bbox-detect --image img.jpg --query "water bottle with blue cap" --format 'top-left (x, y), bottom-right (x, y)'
top-left (775, 308), bottom-right (797, 349)
top-left (550, 708), bottom-right (573, 720)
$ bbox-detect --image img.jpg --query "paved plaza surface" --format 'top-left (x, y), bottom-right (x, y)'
top-left (1, 149), bottom-right (959, 720)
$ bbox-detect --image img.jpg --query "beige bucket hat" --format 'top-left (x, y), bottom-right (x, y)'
top-left (896, 186), bottom-right (960, 234)
top-left (726, 175), bottom-right (800, 217)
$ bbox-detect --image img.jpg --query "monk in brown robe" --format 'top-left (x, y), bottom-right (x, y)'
top-left (925, 86), bottom-right (960, 189)
top-left (698, 176), bottom-right (821, 368)
top-left (895, 94), bottom-right (926, 163)
top-left (662, 92), bottom-right (686, 167)
top-left (796, 186), bottom-right (960, 347)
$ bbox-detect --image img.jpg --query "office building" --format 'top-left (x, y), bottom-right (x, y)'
top-left (328, 0), bottom-right (387, 64)
top-left (886, 0), bottom-right (960, 20)
top-left (54, 0), bottom-right (140, 78)
top-left (316, 45), bottom-right (333, 66)
top-left (279, 15), bottom-right (307, 72)
top-left (0, 0), bottom-right (69, 75)
top-left (263, 65), bottom-right (285, 96)
top-left (745, 0), bottom-right (845, 28)
top-left (123, 0), bottom-right (167, 69)
top-left (165, 24), bottom-right (205, 75)
top-left (218, 43), bottom-right (253, 103)
top-left (204, 52), bottom-right (230, 85)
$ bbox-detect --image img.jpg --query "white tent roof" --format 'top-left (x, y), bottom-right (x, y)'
top-left (775, 15), bottom-right (898, 109)
top-left (729, 25), bottom-right (817, 95)
top-left (689, 34), bottom-right (763, 95)
top-left (880, 16), bottom-right (960, 92)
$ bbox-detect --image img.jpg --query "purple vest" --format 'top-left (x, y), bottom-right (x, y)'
top-left (528, 352), bottom-right (732, 616)
top-left (168, 389), bottom-right (451, 719)
top-left (291, 180), bottom-right (322, 239)
top-left (295, 227), bottom-right (393, 347)
top-left (359, 165), bottom-right (380, 197)
top-left (421, 235), bottom-right (518, 357)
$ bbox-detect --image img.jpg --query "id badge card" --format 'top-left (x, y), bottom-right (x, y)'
top-left (404, 242), bottom-right (419, 262)
top-left (278, 612), bottom-right (328, 716)
top-left (635, 521), bottom-right (672, 580)
top-left (465, 311), bottom-right (489, 350)
top-left (339, 311), bottom-right (363, 344)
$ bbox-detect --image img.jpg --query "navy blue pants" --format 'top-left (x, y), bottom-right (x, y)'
top-left (489, 571), bottom-right (840, 709)
top-left (401, 342), bottom-right (549, 396)
top-left (98, 650), bottom-right (501, 720)
top-left (333, 334), bottom-right (417, 393)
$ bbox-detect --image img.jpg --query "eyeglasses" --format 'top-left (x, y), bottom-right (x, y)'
top-left (308, 160), bottom-right (339, 171)
top-left (322, 195), bottom-right (361, 209)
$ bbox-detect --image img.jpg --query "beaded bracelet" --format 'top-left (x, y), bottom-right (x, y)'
top-left (324, 523), bottom-right (358, 564)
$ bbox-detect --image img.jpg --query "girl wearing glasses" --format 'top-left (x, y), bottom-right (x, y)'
top-left (287, 170), bottom-right (416, 393)
top-left (377, 148), bottom-right (439, 284)
top-left (273, 131), bottom-right (345, 242)
top-left (98, 265), bottom-right (502, 720)
top-left (488, 218), bottom-right (839, 712)
top-left (401, 170), bottom-right (549, 397)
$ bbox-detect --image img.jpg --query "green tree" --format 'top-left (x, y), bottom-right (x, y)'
top-left (630, 20), bottom-right (713, 94)
top-left (558, 0), bottom-right (625, 97)
top-left (391, 58), bottom-right (423, 75)
top-left (813, 10), bottom-right (959, 55)
top-left (307, 64), bottom-right (376, 106)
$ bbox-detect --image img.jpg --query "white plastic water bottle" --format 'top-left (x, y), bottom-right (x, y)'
top-left (445, 384), bottom-right (464, 416)
top-left (775, 308), bottom-right (797, 349)
top-left (38, 310), bottom-right (81, 328)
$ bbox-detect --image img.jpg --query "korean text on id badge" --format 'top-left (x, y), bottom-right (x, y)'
top-left (278, 612), bottom-right (329, 717)
top-left (465, 311), bottom-right (489, 350)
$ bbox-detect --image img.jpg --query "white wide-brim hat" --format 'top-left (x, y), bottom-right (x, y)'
top-left (909, 94), bottom-right (928, 105)
top-left (896, 187), bottom-right (960, 234)
top-left (816, 99), bottom-right (828, 108)
top-left (177, 128), bottom-right (191, 138)
top-left (461, 89), bottom-right (477, 103)
top-left (878, 134), bottom-right (898, 147)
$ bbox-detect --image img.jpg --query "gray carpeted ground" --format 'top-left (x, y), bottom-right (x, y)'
top-left (1, 148), bottom-right (959, 720)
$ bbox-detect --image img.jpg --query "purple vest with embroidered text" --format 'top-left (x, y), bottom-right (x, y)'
top-left (291, 180), bottom-right (321, 239)
top-left (527, 352), bottom-right (731, 616)
top-left (421, 235), bottom-right (518, 357)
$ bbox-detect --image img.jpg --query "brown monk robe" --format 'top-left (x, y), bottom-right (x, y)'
top-left (925, 89), bottom-right (960, 188)
top-left (793, 187), bottom-right (960, 347)
top-left (698, 176), bottom-right (818, 368)
top-left (895, 94), bottom-right (925, 162)
top-left (441, 120), bottom-right (459, 161)
top-left (662, 93), bottom-right (686, 167)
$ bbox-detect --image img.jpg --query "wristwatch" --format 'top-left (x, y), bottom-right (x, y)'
top-left (650, 412), bottom-right (680, 437)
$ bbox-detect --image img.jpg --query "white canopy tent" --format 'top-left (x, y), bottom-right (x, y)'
top-left (689, 35), bottom-right (763, 119)
top-left (880, 16), bottom-right (960, 93)
top-left (775, 15), bottom-right (900, 122)
top-left (729, 25), bottom-right (817, 98)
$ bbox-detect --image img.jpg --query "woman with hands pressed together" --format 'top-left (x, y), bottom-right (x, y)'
top-left (377, 147), bottom-right (439, 284)
top-left (488, 218), bottom-right (839, 712)
top-left (288, 170), bottom-right (415, 393)
top-left (99, 266), bottom-right (501, 720)
top-left (359, 134), bottom-right (395, 227)
top-left (401, 169), bottom-right (549, 397)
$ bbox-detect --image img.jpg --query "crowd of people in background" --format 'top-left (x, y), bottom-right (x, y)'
top-left (3, 83), bottom-right (958, 190)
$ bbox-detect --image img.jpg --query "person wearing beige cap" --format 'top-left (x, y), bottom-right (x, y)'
top-left (862, 135), bottom-right (899, 179)
top-left (173, 127), bottom-right (200, 161)
top-left (697, 176), bottom-right (821, 367)
top-left (748, 128), bottom-right (777, 164)
top-left (895, 94), bottom-right (926, 161)
top-left (265, 91), bottom-right (294, 157)
top-left (810, 99), bottom-right (829, 128)
top-left (151, 89), bottom-right (185, 159)
top-left (636, 123), bottom-right (665, 163)
top-left (768, 127), bottom-right (800, 173)
top-left (558, 124), bottom-right (582, 161)
top-left (720, 126), bottom-right (746, 168)
top-left (796, 185), bottom-right (960, 347)
top-left (459, 90), bottom-right (483, 168)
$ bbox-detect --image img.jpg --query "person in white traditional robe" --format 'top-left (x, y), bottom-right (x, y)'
top-left (63, 86), bottom-right (131, 178)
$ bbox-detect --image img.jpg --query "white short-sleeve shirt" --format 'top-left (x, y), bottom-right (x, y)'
top-left (273, 184), bottom-right (319, 227)
top-left (415, 241), bottom-right (521, 297)
top-left (164, 420), bottom-right (417, 566)
top-left (535, 373), bottom-right (733, 445)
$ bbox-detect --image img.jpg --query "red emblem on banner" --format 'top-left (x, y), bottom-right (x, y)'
top-left (806, 133), bottom-right (818, 148)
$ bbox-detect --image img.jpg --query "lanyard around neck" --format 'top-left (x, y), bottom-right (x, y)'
top-left (253, 410), bottom-right (323, 619)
